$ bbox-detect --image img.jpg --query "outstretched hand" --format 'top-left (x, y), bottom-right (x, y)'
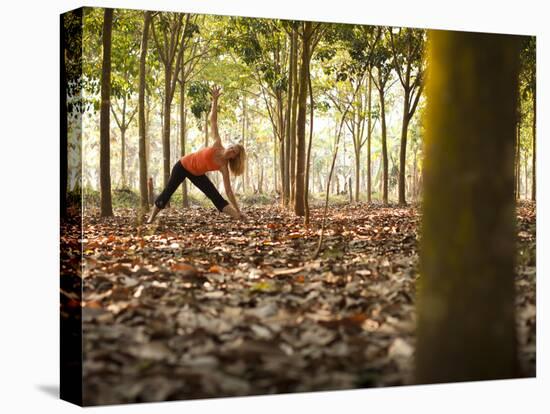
top-left (210, 85), bottom-right (223, 100)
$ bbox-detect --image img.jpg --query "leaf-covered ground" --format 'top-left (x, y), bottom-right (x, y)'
top-left (61, 202), bottom-right (536, 405)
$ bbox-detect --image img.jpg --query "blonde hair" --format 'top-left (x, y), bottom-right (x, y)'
top-left (229, 144), bottom-right (246, 176)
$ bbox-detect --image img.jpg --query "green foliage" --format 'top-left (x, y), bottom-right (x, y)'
top-left (370, 28), bottom-right (394, 85)
top-left (386, 27), bottom-right (425, 76)
top-left (63, 9), bottom-right (84, 110)
top-left (110, 9), bottom-right (142, 100)
top-left (188, 81), bottom-right (211, 121)
top-left (224, 17), bottom-right (289, 95)
top-left (519, 36), bottom-right (536, 98)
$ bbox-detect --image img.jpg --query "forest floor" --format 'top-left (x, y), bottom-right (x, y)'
top-left (62, 201), bottom-right (536, 405)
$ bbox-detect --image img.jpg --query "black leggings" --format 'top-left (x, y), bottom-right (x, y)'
top-left (155, 162), bottom-right (229, 212)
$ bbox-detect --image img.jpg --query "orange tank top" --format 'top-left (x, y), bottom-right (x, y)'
top-left (181, 146), bottom-right (221, 176)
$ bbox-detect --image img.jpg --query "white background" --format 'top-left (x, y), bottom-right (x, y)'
top-left (0, 0), bottom-right (547, 412)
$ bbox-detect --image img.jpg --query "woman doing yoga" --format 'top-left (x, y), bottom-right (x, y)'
top-left (147, 86), bottom-right (246, 224)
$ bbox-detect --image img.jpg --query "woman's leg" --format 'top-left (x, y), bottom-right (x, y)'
top-left (187, 173), bottom-right (232, 214)
top-left (147, 162), bottom-right (187, 223)
top-left (154, 162), bottom-right (187, 209)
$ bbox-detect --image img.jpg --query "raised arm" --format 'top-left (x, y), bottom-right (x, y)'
top-left (210, 86), bottom-right (222, 145)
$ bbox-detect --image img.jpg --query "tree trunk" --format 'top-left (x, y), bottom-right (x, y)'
top-left (138, 12), bottom-right (150, 210)
top-left (290, 31), bottom-right (299, 207)
top-left (242, 97), bottom-right (247, 192)
top-left (412, 146), bottom-right (417, 202)
top-left (259, 161), bottom-right (264, 193)
top-left (273, 131), bottom-right (279, 194)
top-left (304, 68), bottom-right (314, 225)
top-left (294, 22), bottom-right (311, 216)
top-left (379, 79), bottom-right (389, 205)
top-left (147, 177), bottom-right (154, 206)
top-left (354, 149), bottom-right (360, 202)
top-left (523, 150), bottom-right (529, 200)
top-left (280, 100), bottom-right (287, 205)
top-left (398, 92), bottom-right (410, 206)
top-left (145, 94), bottom-right (151, 165)
top-left (99, 8), bottom-right (114, 217)
top-left (162, 68), bottom-right (173, 192)
top-left (180, 76), bottom-right (188, 207)
top-left (366, 70), bottom-right (372, 203)
top-left (120, 126), bottom-right (126, 188)
top-left (416, 31), bottom-right (520, 384)
top-left (531, 91), bottom-right (536, 201)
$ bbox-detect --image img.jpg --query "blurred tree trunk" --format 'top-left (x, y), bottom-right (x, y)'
top-left (99, 8), bottom-right (114, 217)
top-left (138, 11), bottom-right (151, 210)
top-left (531, 91), bottom-right (536, 201)
top-left (416, 31), bottom-right (520, 383)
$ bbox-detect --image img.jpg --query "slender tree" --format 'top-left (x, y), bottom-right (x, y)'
top-left (99, 8), bottom-right (114, 217)
top-left (112, 96), bottom-right (137, 188)
top-left (338, 26), bottom-right (381, 202)
top-left (294, 21), bottom-right (312, 216)
top-left (366, 68), bottom-right (373, 202)
top-left (151, 13), bottom-right (196, 188)
top-left (388, 27), bottom-right (425, 206)
top-left (289, 27), bottom-right (299, 208)
top-left (283, 27), bottom-right (296, 207)
top-left (225, 18), bottom-right (290, 206)
top-left (416, 30), bottom-right (520, 383)
top-left (371, 34), bottom-right (394, 205)
top-left (109, 10), bottom-right (141, 188)
top-left (178, 65), bottom-right (189, 207)
top-left (304, 66), bottom-right (314, 224)
top-left (295, 21), bottom-right (324, 216)
top-left (138, 11), bottom-right (151, 209)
